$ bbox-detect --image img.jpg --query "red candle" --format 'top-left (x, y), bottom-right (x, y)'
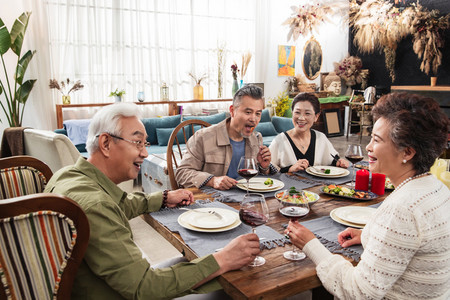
top-left (371, 173), bottom-right (386, 195)
top-left (355, 169), bottom-right (370, 191)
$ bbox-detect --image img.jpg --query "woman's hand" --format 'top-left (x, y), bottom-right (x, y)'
top-left (284, 220), bottom-right (316, 249)
top-left (288, 159), bottom-right (309, 173)
top-left (336, 158), bottom-right (349, 168)
top-left (337, 227), bottom-right (362, 247)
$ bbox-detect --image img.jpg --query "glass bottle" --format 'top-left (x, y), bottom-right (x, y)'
top-left (161, 82), bottom-right (169, 101)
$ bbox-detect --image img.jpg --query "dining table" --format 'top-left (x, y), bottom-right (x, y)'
top-left (142, 172), bottom-right (390, 300)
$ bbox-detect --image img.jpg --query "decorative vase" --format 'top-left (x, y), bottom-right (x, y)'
top-left (232, 79), bottom-right (239, 96)
top-left (239, 79), bottom-right (244, 88)
top-left (114, 96), bottom-right (122, 103)
top-left (431, 76), bottom-right (437, 87)
top-left (193, 83), bottom-right (203, 100)
top-left (62, 95), bottom-right (71, 105)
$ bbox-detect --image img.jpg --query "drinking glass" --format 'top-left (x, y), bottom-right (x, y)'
top-left (279, 190), bottom-right (309, 261)
top-left (439, 160), bottom-right (450, 189)
top-left (238, 156), bottom-right (258, 194)
top-left (239, 193), bottom-right (270, 266)
top-left (345, 144), bottom-right (363, 187)
top-left (137, 91), bottom-right (145, 102)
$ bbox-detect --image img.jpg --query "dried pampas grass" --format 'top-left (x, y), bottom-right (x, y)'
top-left (240, 52), bottom-right (252, 79)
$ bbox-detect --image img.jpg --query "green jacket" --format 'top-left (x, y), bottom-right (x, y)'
top-left (45, 157), bottom-right (221, 299)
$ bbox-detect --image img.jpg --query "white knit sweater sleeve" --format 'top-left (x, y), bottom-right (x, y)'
top-left (303, 177), bottom-right (450, 300)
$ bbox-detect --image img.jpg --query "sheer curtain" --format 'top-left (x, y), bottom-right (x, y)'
top-left (45, 0), bottom-right (257, 114)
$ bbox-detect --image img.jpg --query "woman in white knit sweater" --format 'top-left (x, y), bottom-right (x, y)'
top-left (269, 93), bottom-right (348, 173)
top-left (286, 93), bottom-right (450, 299)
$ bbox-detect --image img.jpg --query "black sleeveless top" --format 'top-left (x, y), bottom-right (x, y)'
top-left (280, 130), bottom-right (316, 173)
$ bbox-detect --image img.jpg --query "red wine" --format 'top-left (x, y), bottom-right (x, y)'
top-left (239, 209), bottom-right (268, 227)
top-left (345, 155), bottom-right (364, 164)
top-left (238, 169), bottom-right (258, 180)
top-left (279, 207), bottom-right (309, 221)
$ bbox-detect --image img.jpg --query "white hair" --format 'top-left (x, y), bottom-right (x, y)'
top-left (86, 103), bottom-right (142, 154)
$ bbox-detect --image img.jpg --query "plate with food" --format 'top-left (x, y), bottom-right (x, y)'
top-left (236, 177), bottom-right (284, 192)
top-left (385, 177), bottom-right (395, 190)
top-left (275, 187), bottom-right (320, 206)
top-left (320, 184), bottom-right (378, 200)
top-left (305, 166), bottom-right (350, 178)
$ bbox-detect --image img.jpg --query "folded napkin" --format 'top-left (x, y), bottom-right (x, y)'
top-left (299, 202), bottom-right (382, 262)
top-left (201, 173), bottom-right (319, 203)
top-left (150, 200), bottom-right (289, 257)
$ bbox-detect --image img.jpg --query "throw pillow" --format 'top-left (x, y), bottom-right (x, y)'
top-left (255, 122), bottom-right (278, 137)
top-left (260, 109), bottom-right (271, 122)
top-left (142, 115), bottom-right (181, 145)
top-left (271, 116), bottom-right (294, 133)
top-left (183, 112), bottom-right (226, 125)
top-left (156, 128), bottom-right (186, 146)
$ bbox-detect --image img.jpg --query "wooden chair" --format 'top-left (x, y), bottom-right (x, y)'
top-left (0, 193), bottom-right (90, 300)
top-left (166, 119), bottom-right (211, 190)
top-left (0, 155), bottom-right (53, 199)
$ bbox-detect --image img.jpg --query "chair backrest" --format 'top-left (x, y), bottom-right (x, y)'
top-left (23, 129), bottom-right (81, 174)
top-left (0, 193), bottom-right (89, 300)
top-left (0, 156), bottom-right (53, 199)
top-left (166, 119), bottom-right (211, 190)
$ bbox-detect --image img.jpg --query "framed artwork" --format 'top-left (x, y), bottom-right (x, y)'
top-left (322, 108), bottom-right (344, 137)
top-left (302, 36), bottom-right (322, 80)
top-left (278, 45), bottom-right (296, 76)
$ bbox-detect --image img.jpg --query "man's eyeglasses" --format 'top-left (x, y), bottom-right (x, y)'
top-left (97, 133), bottom-right (150, 150)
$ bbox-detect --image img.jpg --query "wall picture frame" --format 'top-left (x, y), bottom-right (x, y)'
top-left (322, 108), bottom-right (344, 137)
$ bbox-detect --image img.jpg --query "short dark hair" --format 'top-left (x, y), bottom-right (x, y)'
top-left (233, 85), bottom-right (263, 107)
top-left (372, 92), bottom-right (448, 174)
top-left (291, 92), bottom-right (321, 114)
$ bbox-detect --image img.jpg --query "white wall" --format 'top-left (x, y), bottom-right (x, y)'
top-left (257, 1), bottom-right (349, 103)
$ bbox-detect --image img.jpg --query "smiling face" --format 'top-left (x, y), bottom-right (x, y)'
top-left (292, 101), bottom-right (319, 133)
top-left (229, 95), bottom-right (264, 139)
top-left (366, 117), bottom-right (405, 180)
top-left (109, 116), bottom-right (148, 183)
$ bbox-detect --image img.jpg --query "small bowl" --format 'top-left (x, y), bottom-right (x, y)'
top-left (275, 189), bottom-right (320, 206)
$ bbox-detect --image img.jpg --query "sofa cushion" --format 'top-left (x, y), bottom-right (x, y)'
top-left (142, 115), bottom-right (181, 145)
top-left (260, 109), bottom-right (271, 122)
top-left (156, 128), bottom-right (187, 146)
top-left (183, 112), bottom-right (227, 125)
top-left (255, 122), bottom-right (278, 137)
top-left (271, 116), bottom-right (294, 133)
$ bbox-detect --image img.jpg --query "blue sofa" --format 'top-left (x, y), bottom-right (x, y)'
top-left (55, 109), bottom-right (294, 155)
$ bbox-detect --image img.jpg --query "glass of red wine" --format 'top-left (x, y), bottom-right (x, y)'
top-left (237, 156), bottom-right (258, 194)
top-left (279, 190), bottom-right (310, 261)
top-left (239, 193), bottom-right (269, 266)
top-left (345, 144), bottom-right (364, 187)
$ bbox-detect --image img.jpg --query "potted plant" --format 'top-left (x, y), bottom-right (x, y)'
top-left (0, 12), bottom-right (36, 127)
top-left (109, 88), bottom-right (125, 102)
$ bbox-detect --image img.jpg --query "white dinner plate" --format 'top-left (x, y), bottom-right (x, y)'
top-left (305, 166), bottom-right (350, 178)
top-left (329, 208), bottom-right (365, 229)
top-left (333, 206), bottom-right (377, 225)
top-left (236, 177), bottom-right (285, 192)
top-left (186, 208), bottom-right (237, 229)
top-left (178, 209), bottom-right (241, 233)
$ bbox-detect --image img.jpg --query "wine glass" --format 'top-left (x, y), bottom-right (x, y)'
top-left (345, 144), bottom-right (364, 187)
top-left (137, 91), bottom-right (145, 102)
top-left (279, 190), bottom-right (310, 261)
top-left (237, 156), bottom-right (258, 195)
top-left (239, 193), bottom-right (270, 266)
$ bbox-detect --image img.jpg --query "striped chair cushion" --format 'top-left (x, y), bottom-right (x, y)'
top-left (0, 211), bottom-right (77, 300)
top-left (0, 166), bottom-right (48, 199)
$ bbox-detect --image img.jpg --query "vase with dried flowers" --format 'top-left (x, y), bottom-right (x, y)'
top-left (189, 72), bottom-right (207, 100)
top-left (240, 52), bottom-right (252, 88)
top-left (231, 63), bottom-right (239, 96)
top-left (49, 78), bottom-right (84, 105)
top-left (217, 43), bottom-right (226, 98)
top-left (334, 56), bottom-right (363, 94)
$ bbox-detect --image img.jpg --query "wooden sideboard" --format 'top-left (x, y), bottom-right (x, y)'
top-left (56, 99), bottom-right (232, 128)
top-left (391, 85), bottom-right (450, 118)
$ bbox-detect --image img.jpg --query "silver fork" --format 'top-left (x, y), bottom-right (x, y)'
top-left (179, 207), bottom-right (223, 220)
top-left (309, 165), bottom-right (324, 173)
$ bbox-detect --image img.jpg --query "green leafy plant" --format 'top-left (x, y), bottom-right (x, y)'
top-left (272, 91), bottom-right (290, 117)
top-left (0, 12), bottom-right (36, 127)
top-left (109, 88), bottom-right (125, 97)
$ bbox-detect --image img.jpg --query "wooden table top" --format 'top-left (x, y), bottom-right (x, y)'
top-left (142, 179), bottom-right (389, 300)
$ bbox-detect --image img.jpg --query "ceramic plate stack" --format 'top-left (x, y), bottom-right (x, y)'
top-left (305, 166), bottom-right (350, 178)
top-left (329, 206), bottom-right (377, 229)
top-left (236, 178), bottom-right (285, 192)
top-left (177, 208), bottom-right (241, 233)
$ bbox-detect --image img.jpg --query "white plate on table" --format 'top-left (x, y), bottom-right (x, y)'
top-left (330, 208), bottom-right (365, 229)
top-left (178, 208), bottom-right (241, 232)
top-left (236, 177), bottom-right (285, 192)
top-left (332, 206), bottom-right (377, 225)
top-left (306, 166), bottom-right (350, 178)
